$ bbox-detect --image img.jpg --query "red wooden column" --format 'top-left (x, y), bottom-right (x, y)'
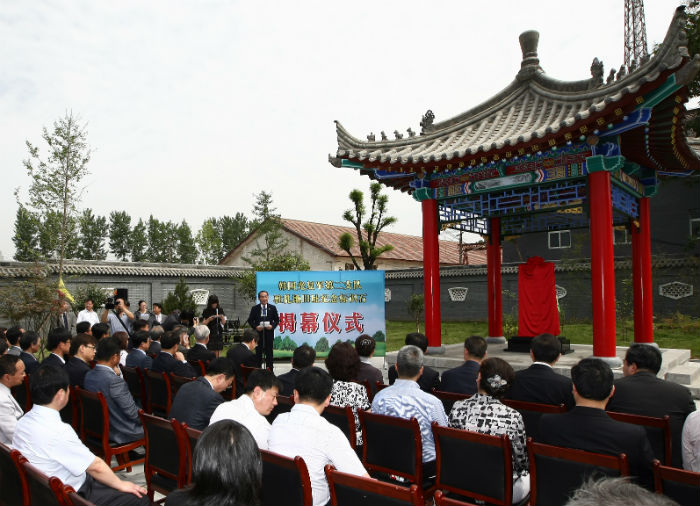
top-left (588, 169), bottom-right (619, 364)
top-left (632, 197), bottom-right (654, 343)
top-left (421, 199), bottom-right (442, 348)
top-left (487, 217), bottom-right (504, 343)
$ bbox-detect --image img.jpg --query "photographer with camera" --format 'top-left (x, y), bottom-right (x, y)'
top-left (100, 297), bottom-right (135, 337)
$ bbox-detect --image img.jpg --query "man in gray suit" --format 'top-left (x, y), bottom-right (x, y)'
top-left (54, 299), bottom-right (77, 335)
top-left (84, 337), bottom-right (144, 444)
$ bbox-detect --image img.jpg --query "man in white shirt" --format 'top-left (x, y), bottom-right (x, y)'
top-left (682, 410), bottom-right (700, 472)
top-left (76, 298), bottom-right (100, 327)
top-left (0, 355), bottom-right (26, 445)
top-left (12, 365), bottom-right (148, 505)
top-left (268, 367), bottom-right (368, 506)
top-left (209, 368), bottom-right (281, 449)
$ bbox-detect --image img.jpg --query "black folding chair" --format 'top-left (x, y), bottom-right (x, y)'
top-left (260, 449), bottom-right (313, 506)
top-left (653, 460), bottom-right (700, 506)
top-left (325, 465), bottom-right (423, 506)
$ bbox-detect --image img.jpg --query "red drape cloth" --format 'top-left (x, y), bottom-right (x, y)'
top-left (518, 256), bottom-right (560, 337)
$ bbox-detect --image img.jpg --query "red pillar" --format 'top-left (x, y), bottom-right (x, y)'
top-left (632, 197), bottom-right (654, 343)
top-left (421, 199), bottom-right (442, 348)
top-left (487, 217), bottom-right (504, 342)
top-left (588, 170), bottom-right (617, 359)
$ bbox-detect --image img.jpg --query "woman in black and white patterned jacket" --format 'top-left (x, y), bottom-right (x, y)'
top-left (448, 357), bottom-right (529, 503)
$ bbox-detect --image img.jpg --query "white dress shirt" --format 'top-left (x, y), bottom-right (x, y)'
top-left (0, 383), bottom-right (24, 445)
top-left (209, 394), bottom-right (271, 450)
top-left (76, 309), bottom-right (100, 327)
top-left (682, 410), bottom-right (700, 472)
top-left (268, 404), bottom-right (366, 506)
top-left (12, 404), bottom-right (95, 490)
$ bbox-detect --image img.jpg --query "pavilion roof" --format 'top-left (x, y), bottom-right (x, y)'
top-left (330, 7), bottom-right (700, 191)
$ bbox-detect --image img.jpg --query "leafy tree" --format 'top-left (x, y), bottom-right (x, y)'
top-left (273, 335), bottom-right (283, 350)
top-left (21, 112), bottom-right (91, 279)
top-left (197, 213), bottom-right (251, 265)
top-left (160, 220), bottom-right (178, 263)
top-left (196, 219), bottom-right (221, 264)
top-left (162, 277), bottom-right (197, 315)
top-left (407, 293), bottom-right (425, 332)
top-left (146, 215), bottom-right (164, 262)
top-left (0, 264), bottom-right (58, 339)
top-left (72, 284), bottom-right (109, 311)
top-left (686, 1), bottom-right (700, 98)
top-left (220, 213), bottom-right (249, 254)
top-left (282, 336), bottom-right (296, 351)
top-left (130, 218), bottom-right (148, 262)
top-left (13, 205), bottom-right (40, 261)
top-left (38, 210), bottom-right (62, 259)
top-left (176, 220), bottom-right (198, 264)
top-left (77, 208), bottom-right (107, 260)
top-left (109, 211), bottom-right (132, 261)
top-left (314, 336), bottom-right (329, 353)
top-left (338, 182), bottom-right (396, 270)
top-left (372, 330), bottom-right (386, 343)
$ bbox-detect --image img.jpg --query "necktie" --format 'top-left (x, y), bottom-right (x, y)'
top-left (262, 305), bottom-right (267, 318)
top-left (63, 313), bottom-right (68, 329)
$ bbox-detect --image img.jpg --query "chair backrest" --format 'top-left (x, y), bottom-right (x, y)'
top-left (188, 359), bottom-right (207, 376)
top-left (145, 369), bottom-right (172, 417)
top-left (75, 387), bottom-right (110, 453)
top-left (11, 374), bottom-right (32, 412)
top-left (359, 411), bottom-right (423, 484)
top-left (266, 395), bottom-right (295, 423)
top-left (376, 382), bottom-right (388, 393)
top-left (240, 365), bottom-right (258, 387)
top-left (182, 425), bottom-right (202, 484)
top-left (501, 399), bottom-right (566, 442)
top-left (18, 456), bottom-right (68, 506)
top-left (170, 373), bottom-right (195, 395)
top-left (139, 410), bottom-right (189, 489)
top-left (433, 490), bottom-right (479, 506)
top-left (527, 439), bottom-right (630, 506)
top-left (120, 365), bottom-right (146, 406)
top-left (322, 404), bottom-right (357, 449)
top-left (607, 411), bottom-right (672, 466)
top-left (0, 442), bottom-right (28, 506)
top-left (59, 386), bottom-right (80, 433)
top-left (431, 389), bottom-right (472, 415)
top-left (653, 460), bottom-right (700, 506)
top-left (260, 450), bottom-right (313, 506)
top-left (325, 465), bottom-right (422, 506)
top-left (433, 424), bottom-right (513, 505)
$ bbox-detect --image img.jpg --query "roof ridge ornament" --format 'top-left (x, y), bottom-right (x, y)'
top-left (590, 58), bottom-right (604, 87)
top-left (420, 110), bottom-right (435, 134)
top-left (517, 30), bottom-right (542, 80)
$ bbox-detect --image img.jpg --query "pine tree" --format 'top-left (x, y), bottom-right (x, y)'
top-left (109, 211), bottom-right (131, 261)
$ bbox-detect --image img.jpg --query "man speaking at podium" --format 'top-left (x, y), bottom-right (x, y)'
top-left (248, 290), bottom-right (279, 371)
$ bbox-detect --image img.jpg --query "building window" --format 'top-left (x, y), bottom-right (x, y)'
top-left (548, 230), bottom-right (571, 249)
top-left (344, 263), bottom-right (355, 271)
top-left (613, 226), bottom-right (630, 245)
top-left (691, 218), bottom-right (700, 240)
top-left (659, 281), bottom-right (693, 300)
top-left (448, 287), bottom-right (468, 302)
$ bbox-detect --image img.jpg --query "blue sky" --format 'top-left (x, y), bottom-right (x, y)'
top-left (0, 0), bottom-right (685, 260)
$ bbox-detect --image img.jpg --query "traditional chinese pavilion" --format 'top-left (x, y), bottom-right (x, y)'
top-left (329, 7), bottom-right (700, 365)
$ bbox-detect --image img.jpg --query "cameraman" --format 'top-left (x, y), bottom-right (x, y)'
top-left (100, 298), bottom-right (135, 337)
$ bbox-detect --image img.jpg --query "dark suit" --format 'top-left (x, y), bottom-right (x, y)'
top-left (388, 363), bottom-right (441, 393)
top-left (19, 351), bottom-right (40, 375)
top-left (151, 352), bottom-right (197, 378)
top-left (187, 343), bottom-right (215, 364)
top-left (40, 353), bottom-right (66, 370)
top-left (440, 360), bottom-right (480, 395)
top-left (247, 304), bottom-right (279, 370)
top-left (147, 341), bottom-right (162, 356)
top-left (540, 406), bottom-right (655, 488)
top-left (277, 369), bottom-right (299, 397)
top-left (507, 363), bottom-right (575, 410)
top-left (227, 343), bottom-right (258, 396)
top-left (125, 349), bottom-right (153, 370)
top-left (607, 371), bottom-right (696, 468)
top-left (65, 357), bottom-right (91, 388)
top-left (169, 377), bottom-right (224, 430)
top-left (84, 364), bottom-right (144, 444)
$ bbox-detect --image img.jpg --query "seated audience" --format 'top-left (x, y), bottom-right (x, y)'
top-left (76, 321), bottom-right (92, 335)
top-left (540, 358), bottom-right (655, 489)
top-left (41, 327), bottom-right (71, 368)
top-left (148, 325), bottom-right (164, 354)
top-left (388, 333), bottom-right (441, 393)
top-left (0, 338), bottom-right (7, 356)
top-left (0, 355), bottom-right (26, 445)
top-left (210, 369), bottom-right (280, 449)
top-left (65, 333), bottom-right (97, 388)
top-left (113, 331), bottom-right (130, 367)
top-left (12, 365), bottom-right (148, 505)
top-left (170, 358), bottom-right (234, 430)
top-left (506, 332), bottom-right (574, 409)
top-left (682, 407), bottom-right (700, 472)
top-left (6, 326), bottom-right (23, 356)
top-left (125, 331), bottom-right (153, 370)
top-left (132, 318), bottom-right (150, 334)
top-left (607, 343), bottom-right (695, 468)
top-left (165, 419), bottom-right (262, 506)
top-left (440, 335), bottom-right (487, 395)
top-left (91, 322), bottom-right (110, 341)
top-left (354, 334), bottom-right (383, 392)
top-left (19, 330), bottom-right (41, 374)
top-left (226, 328), bottom-right (259, 396)
top-left (449, 357), bottom-right (529, 503)
top-left (277, 344), bottom-right (316, 396)
top-left (565, 477), bottom-right (679, 506)
top-left (173, 324), bottom-right (191, 356)
top-left (187, 324), bottom-right (216, 363)
top-left (325, 341), bottom-right (370, 446)
top-left (151, 330), bottom-right (197, 378)
top-left (372, 345), bottom-right (448, 476)
top-left (268, 367), bottom-right (368, 506)
top-left (84, 337), bottom-right (144, 444)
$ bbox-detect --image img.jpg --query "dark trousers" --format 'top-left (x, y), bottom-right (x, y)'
top-left (79, 475), bottom-right (150, 506)
top-left (255, 328), bottom-right (274, 371)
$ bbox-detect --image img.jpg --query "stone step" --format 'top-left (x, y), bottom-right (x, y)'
top-left (665, 362), bottom-right (700, 386)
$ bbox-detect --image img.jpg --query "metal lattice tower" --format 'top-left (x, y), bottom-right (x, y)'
top-left (624, 0), bottom-right (649, 69)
